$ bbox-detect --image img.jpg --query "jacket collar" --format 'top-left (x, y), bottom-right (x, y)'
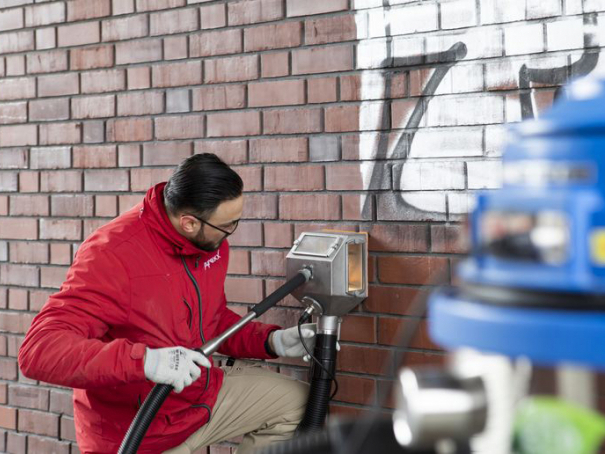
top-left (140, 182), bottom-right (221, 258)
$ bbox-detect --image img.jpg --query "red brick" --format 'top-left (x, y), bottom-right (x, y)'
top-left (49, 390), bottom-right (74, 416)
top-left (378, 256), bottom-right (449, 285)
top-left (193, 140), bottom-right (247, 165)
top-left (9, 242), bottom-right (48, 264)
top-left (117, 91), bottom-right (163, 116)
top-left (9, 385), bottom-right (49, 410)
top-left (379, 318), bottom-right (440, 350)
top-left (107, 118), bottom-right (153, 142)
top-left (118, 194), bottom-right (144, 214)
top-left (228, 0), bottom-right (283, 25)
top-left (0, 406), bottom-right (17, 430)
top-left (263, 223), bottom-right (292, 248)
top-left (0, 125), bottom-right (37, 147)
top-left (81, 69), bottom-right (125, 93)
top-left (115, 39), bottom-right (162, 65)
top-left (84, 169), bottom-right (129, 192)
top-left (0, 196), bottom-right (7, 215)
top-left (39, 123), bottom-right (82, 146)
top-left (204, 55), bottom-right (258, 83)
top-left (337, 345), bottom-right (392, 375)
top-left (29, 98), bottom-right (69, 122)
top-left (431, 225), bottom-right (467, 254)
top-left (0, 77), bottom-right (35, 101)
top-left (142, 142), bottom-right (192, 165)
top-left (364, 285), bottom-right (428, 316)
top-left (30, 147), bottom-right (70, 169)
top-left (95, 195), bottom-right (117, 217)
top-left (0, 149), bottom-right (27, 168)
top-left (35, 27), bottom-right (56, 50)
top-left (58, 21), bottom-right (101, 47)
top-left (118, 144), bottom-right (141, 167)
top-left (0, 171), bottom-right (18, 192)
top-left (340, 315), bottom-right (376, 343)
top-left (72, 94), bottom-right (116, 119)
top-left (224, 276), bottom-right (263, 303)
top-left (228, 221), bottom-right (262, 247)
top-left (61, 416), bottom-right (76, 442)
top-left (292, 45), bottom-right (353, 75)
top-left (261, 52), bottom-right (289, 78)
top-left (25, 2), bottom-right (65, 27)
top-left (150, 8), bottom-right (199, 35)
top-left (6, 55), bottom-right (25, 76)
top-left (391, 99), bottom-right (417, 129)
top-left (248, 80), bottom-right (304, 108)
top-left (190, 29), bottom-right (241, 57)
top-left (279, 194), bottom-right (340, 220)
top-left (70, 45), bottom-right (114, 70)
top-left (50, 243), bottom-right (72, 265)
top-left (67, 0), bottom-right (111, 21)
top-left (192, 85), bottom-right (245, 111)
top-left (19, 170), bottom-right (40, 192)
top-left (200, 4), bottom-right (226, 29)
top-left (127, 66), bottom-right (151, 90)
top-left (287, 0), bottom-right (348, 17)
top-left (163, 36), bottom-right (187, 61)
top-left (30, 289), bottom-right (52, 312)
top-left (0, 7), bottom-right (24, 31)
top-left (40, 265), bottom-right (69, 288)
top-left (102, 15), bottom-right (148, 42)
top-left (251, 250), bottom-right (286, 276)
top-left (0, 264), bottom-right (39, 287)
top-left (333, 375), bottom-right (375, 405)
top-left (51, 195), bottom-right (93, 218)
top-left (73, 145), bottom-right (117, 168)
top-left (207, 111), bottom-right (260, 138)
top-left (249, 137), bottom-right (308, 163)
top-left (130, 168), bottom-right (173, 191)
top-left (9, 195), bottom-right (49, 216)
top-left (6, 431), bottom-right (26, 453)
top-left (244, 22), bottom-right (301, 52)
top-left (40, 219), bottom-right (82, 241)
top-left (0, 30), bottom-right (34, 54)
top-left (155, 115), bottom-right (204, 140)
top-left (38, 73), bottom-right (79, 97)
top-left (26, 49), bottom-right (67, 74)
top-left (40, 170), bottom-right (83, 193)
top-left (369, 225), bottom-right (428, 253)
top-left (152, 61), bottom-right (202, 88)
top-left (264, 165), bottom-right (324, 191)
top-left (325, 105), bottom-right (363, 133)
top-left (342, 194), bottom-right (371, 221)
top-left (28, 436), bottom-right (70, 454)
top-left (84, 219), bottom-right (110, 238)
top-left (305, 14), bottom-right (356, 45)
top-left (236, 166), bottom-right (262, 191)
top-left (227, 249), bottom-right (250, 275)
top-left (136, 0), bottom-right (185, 12)
top-left (263, 108), bottom-right (322, 135)
top-left (308, 77), bottom-right (337, 104)
top-left (8, 288), bottom-right (28, 310)
top-left (113, 0), bottom-right (135, 15)
top-left (241, 194), bottom-right (277, 219)
top-left (0, 102), bottom-right (27, 124)
top-left (18, 409), bottom-right (59, 437)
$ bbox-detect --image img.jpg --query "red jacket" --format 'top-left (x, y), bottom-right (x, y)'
top-left (19, 183), bottom-right (280, 453)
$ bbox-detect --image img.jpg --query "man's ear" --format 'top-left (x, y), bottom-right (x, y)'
top-left (179, 214), bottom-right (199, 234)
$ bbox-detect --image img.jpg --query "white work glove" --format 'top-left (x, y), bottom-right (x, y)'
top-left (144, 346), bottom-right (211, 393)
top-left (271, 324), bottom-right (316, 358)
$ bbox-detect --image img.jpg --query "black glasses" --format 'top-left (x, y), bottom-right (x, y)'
top-left (189, 215), bottom-right (239, 236)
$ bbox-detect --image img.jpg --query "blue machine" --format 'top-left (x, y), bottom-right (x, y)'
top-left (429, 73), bottom-right (605, 368)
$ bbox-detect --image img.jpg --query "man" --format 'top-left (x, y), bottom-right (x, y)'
top-left (19, 154), bottom-right (313, 454)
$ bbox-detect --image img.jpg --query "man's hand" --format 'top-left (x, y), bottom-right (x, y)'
top-left (144, 346), bottom-right (211, 393)
top-left (270, 324), bottom-right (316, 358)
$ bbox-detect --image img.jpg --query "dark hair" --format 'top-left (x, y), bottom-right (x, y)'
top-left (164, 153), bottom-right (243, 220)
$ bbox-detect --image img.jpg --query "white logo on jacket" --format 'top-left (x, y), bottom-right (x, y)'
top-left (204, 251), bottom-right (221, 270)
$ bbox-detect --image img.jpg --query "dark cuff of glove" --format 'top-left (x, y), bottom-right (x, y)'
top-left (264, 329), bottom-right (279, 357)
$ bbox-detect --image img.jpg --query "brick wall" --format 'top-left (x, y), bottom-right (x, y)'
top-left (0, 0), bottom-right (605, 452)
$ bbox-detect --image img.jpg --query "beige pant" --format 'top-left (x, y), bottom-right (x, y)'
top-left (164, 360), bottom-right (309, 454)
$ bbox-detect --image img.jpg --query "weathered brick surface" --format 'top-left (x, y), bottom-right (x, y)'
top-left (1, 1), bottom-right (604, 451)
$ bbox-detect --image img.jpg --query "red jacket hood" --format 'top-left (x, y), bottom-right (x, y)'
top-left (141, 182), bottom-right (226, 258)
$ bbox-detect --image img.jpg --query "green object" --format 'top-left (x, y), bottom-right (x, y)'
top-left (514, 396), bottom-right (605, 454)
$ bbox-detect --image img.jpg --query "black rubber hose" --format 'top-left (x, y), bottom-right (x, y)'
top-left (297, 333), bottom-right (337, 432)
top-left (255, 417), bottom-right (434, 454)
top-left (118, 270), bottom-right (310, 454)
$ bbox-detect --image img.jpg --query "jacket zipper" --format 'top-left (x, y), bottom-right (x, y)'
top-left (180, 255), bottom-right (210, 391)
top-left (182, 298), bottom-right (192, 328)
top-left (191, 403), bottom-right (212, 420)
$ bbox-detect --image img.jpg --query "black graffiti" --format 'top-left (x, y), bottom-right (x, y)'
top-left (361, 14), bottom-right (600, 220)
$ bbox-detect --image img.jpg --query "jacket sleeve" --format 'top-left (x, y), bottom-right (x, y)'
top-left (18, 243), bottom-right (147, 389)
top-left (214, 292), bottom-right (281, 360)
